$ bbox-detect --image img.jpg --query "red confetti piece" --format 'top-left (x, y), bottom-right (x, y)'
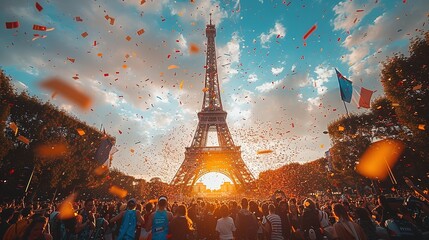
top-left (67, 57), bottom-right (75, 63)
top-left (403, 0), bottom-right (406, 3)
top-left (356, 9), bottom-right (364, 12)
top-left (35, 2), bottom-right (43, 11)
top-left (81, 32), bottom-right (88, 38)
top-left (104, 73), bottom-right (109, 77)
top-left (167, 54), bottom-right (171, 59)
top-left (33, 24), bottom-right (47, 31)
top-left (118, 130), bottom-right (122, 134)
top-left (5, 21), bottom-right (19, 29)
top-left (303, 24), bottom-right (317, 40)
top-left (337, 38), bottom-right (341, 42)
top-left (75, 16), bottom-right (83, 22)
top-left (125, 35), bottom-right (131, 41)
top-left (93, 41), bottom-right (97, 46)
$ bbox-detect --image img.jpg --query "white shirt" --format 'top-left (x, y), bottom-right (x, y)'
top-left (216, 216), bottom-right (236, 240)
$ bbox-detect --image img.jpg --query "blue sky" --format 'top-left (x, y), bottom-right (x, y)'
top-left (1, 0), bottom-right (428, 184)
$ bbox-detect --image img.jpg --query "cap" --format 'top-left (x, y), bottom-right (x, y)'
top-left (128, 198), bottom-right (136, 204)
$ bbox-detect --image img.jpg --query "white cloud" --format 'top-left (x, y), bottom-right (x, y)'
top-left (259, 21), bottom-right (286, 47)
top-left (248, 73), bottom-right (258, 82)
top-left (170, 0), bottom-right (228, 25)
top-left (177, 34), bottom-right (188, 53)
top-left (271, 67), bottom-right (284, 75)
top-left (332, 0), bottom-right (379, 32)
top-left (255, 80), bottom-right (283, 93)
top-left (218, 32), bottom-right (242, 82)
top-left (312, 65), bottom-right (335, 95)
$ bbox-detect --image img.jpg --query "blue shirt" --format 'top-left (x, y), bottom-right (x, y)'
top-left (152, 210), bottom-right (169, 240)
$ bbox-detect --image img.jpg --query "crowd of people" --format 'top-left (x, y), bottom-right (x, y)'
top-left (0, 186), bottom-right (428, 240)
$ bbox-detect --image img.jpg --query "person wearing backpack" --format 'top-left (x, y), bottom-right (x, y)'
top-left (300, 199), bottom-right (323, 240)
top-left (235, 198), bottom-right (258, 240)
top-left (262, 204), bottom-right (283, 240)
top-left (110, 199), bottom-right (145, 240)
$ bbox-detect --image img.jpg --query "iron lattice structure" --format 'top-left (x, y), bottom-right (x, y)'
top-left (170, 16), bottom-right (255, 193)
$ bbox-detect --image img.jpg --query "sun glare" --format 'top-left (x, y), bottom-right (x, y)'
top-left (198, 172), bottom-right (232, 190)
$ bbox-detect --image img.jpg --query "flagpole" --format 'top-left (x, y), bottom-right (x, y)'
top-left (343, 101), bottom-right (350, 117)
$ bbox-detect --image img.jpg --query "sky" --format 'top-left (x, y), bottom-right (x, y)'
top-left (1, 0), bottom-right (428, 186)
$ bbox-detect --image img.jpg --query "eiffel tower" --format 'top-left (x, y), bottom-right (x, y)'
top-left (170, 15), bottom-right (255, 193)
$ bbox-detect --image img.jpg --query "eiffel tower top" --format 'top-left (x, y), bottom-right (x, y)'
top-left (201, 13), bottom-right (223, 112)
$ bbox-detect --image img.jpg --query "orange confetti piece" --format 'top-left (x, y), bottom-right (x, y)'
top-left (109, 185), bottom-right (127, 198)
top-left (137, 28), bottom-right (145, 35)
top-left (125, 35), bottom-right (131, 41)
top-left (418, 124), bottom-right (425, 130)
top-left (40, 78), bottom-right (92, 110)
top-left (356, 139), bottom-right (405, 180)
top-left (168, 64), bottom-right (179, 70)
top-left (76, 128), bottom-right (85, 136)
top-left (179, 80), bottom-right (184, 90)
top-left (130, 149), bottom-right (135, 153)
top-left (189, 43), bottom-right (200, 54)
top-left (17, 135), bottom-right (30, 145)
top-left (94, 165), bottom-right (108, 176)
top-left (9, 122), bottom-right (18, 136)
top-left (257, 149), bottom-right (273, 154)
top-left (122, 64), bottom-right (128, 69)
top-left (97, 53), bottom-right (103, 57)
top-left (58, 193), bottom-right (77, 220)
top-left (392, 103), bottom-right (400, 107)
top-left (34, 143), bottom-right (68, 158)
top-left (202, 87), bottom-right (209, 92)
top-left (338, 126), bottom-right (345, 131)
top-left (81, 32), bottom-right (88, 38)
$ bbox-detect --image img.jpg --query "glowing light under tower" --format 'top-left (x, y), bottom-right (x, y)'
top-left (198, 172), bottom-right (232, 190)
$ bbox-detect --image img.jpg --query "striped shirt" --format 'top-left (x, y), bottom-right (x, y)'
top-left (266, 213), bottom-right (284, 240)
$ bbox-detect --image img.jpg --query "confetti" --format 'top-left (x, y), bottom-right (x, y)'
top-left (137, 28), bottom-right (145, 35)
top-left (17, 135), bottom-right (30, 145)
top-left (356, 9), bottom-right (364, 12)
top-left (413, 84), bottom-right (422, 90)
top-left (122, 64), bottom-right (128, 69)
top-left (81, 32), bottom-right (88, 38)
top-left (179, 80), bottom-right (184, 90)
top-left (356, 139), bottom-right (405, 180)
top-left (94, 165), bottom-right (108, 175)
top-left (5, 21), bottom-right (20, 29)
top-left (76, 128), bottom-right (85, 136)
top-left (75, 16), bottom-right (83, 22)
top-left (189, 43), bottom-right (200, 54)
top-left (257, 149), bottom-right (273, 154)
top-left (67, 57), bottom-right (75, 63)
top-left (202, 87), bottom-right (209, 92)
top-left (9, 122), bottom-right (18, 136)
top-left (418, 124), bottom-right (425, 130)
top-left (58, 193), bottom-right (77, 219)
top-left (40, 78), bottom-right (92, 110)
top-left (126, 35), bottom-right (131, 41)
top-left (338, 126), bottom-right (345, 131)
top-left (32, 34), bottom-right (47, 41)
top-left (35, 2), bottom-right (43, 11)
top-left (33, 24), bottom-right (48, 31)
top-left (109, 185), bottom-right (127, 198)
top-left (168, 65), bottom-right (179, 70)
top-left (97, 53), bottom-right (103, 57)
top-left (34, 143), bottom-right (68, 158)
top-left (303, 24), bottom-right (317, 40)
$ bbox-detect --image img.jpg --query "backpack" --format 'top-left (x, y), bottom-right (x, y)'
top-left (49, 212), bottom-right (62, 240)
top-left (90, 218), bottom-right (106, 240)
top-left (237, 212), bottom-right (259, 239)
